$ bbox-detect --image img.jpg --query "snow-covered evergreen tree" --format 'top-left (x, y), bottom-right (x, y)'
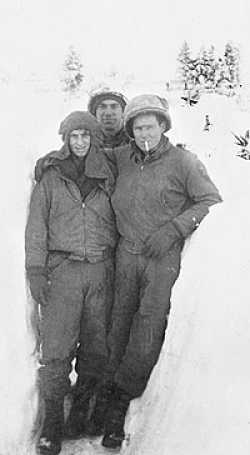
top-left (214, 56), bottom-right (229, 89)
top-left (187, 56), bottom-right (201, 86)
top-left (205, 45), bottom-right (217, 89)
top-left (177, 41), bottom-right (193, 89)
top-left (194, 46), bottom-right (217, 90)
top-left (176, 41), bottom-right (241, 97)
top-left (224, 42), bottom-right (240, 89)
top-left (62, 46), bottom-right (84, 93)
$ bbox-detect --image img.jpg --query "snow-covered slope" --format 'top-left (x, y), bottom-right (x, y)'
top-left (1, 83), bottom-right (250, 454)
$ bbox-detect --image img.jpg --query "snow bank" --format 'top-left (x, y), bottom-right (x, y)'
top-left (1, 82), bottom-right (250, 454)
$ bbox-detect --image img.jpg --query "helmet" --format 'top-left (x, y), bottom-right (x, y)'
top-left (124, 94), bottom-right (172, 138)
top-left (88, 88), bottom-right (128, 116)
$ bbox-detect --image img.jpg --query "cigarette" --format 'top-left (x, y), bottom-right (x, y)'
top-left (145, 141), bottom-right (149, 152)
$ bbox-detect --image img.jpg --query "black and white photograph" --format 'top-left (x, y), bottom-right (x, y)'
top-left (0, 1), bottom-right (250, 454)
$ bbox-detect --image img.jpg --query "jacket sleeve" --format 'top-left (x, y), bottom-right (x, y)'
top-left (172, 155), bottom-right (222, 238)
top-left (25, 177), bottom-right (51, 270)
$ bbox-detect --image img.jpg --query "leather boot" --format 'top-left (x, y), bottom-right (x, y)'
top-left (63, 377), bottom-right (97, 439)
top-left (37, 398), bottom-right (64, 455)
top-left (84, 381), bottom-right (115, 437)
top-left (102, 385), bottom-right (131, 450)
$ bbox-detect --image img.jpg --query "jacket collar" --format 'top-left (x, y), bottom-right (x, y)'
top-left (36, 143), bottom-right (115, 196)
top-left (42, 143), bottom-right (110, 180)
top-left (102, 128), bottom-right (129, 148)
top-left (130, 135), bottom-right (171, 164)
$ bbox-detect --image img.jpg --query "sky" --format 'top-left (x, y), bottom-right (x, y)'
top-left (0, 0), bottom-right (249, 84)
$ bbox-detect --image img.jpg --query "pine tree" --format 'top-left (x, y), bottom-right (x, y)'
top-left (194, 47), bottom-right (206, 86)
top-left (177, 41), bottom-right (193, 89)
top-left (214, 56), bottom-right (230, 90)
top-left (224, 42), bottom-right (240, 89)
top-left (187, 55), bottom-right (201, 86)
top-left (195, 46), bottom-right (216, 90)
top-left (62, 46), bottom-right (84, 93)
top-left (206, 45), bottom-right (217, 89)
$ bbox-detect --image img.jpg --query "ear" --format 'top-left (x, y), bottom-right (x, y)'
top-left (159, 121), bottom-right (166, 133)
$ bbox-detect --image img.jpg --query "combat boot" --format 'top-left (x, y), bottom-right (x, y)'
top-left (101, 385), bottom-right (131, 450)
top-left (37, 398), bottom-right (64, 455)
top-left (84, 380), bottom-right (115, 437)
top-left (63, 376), bottom-right (97, 439)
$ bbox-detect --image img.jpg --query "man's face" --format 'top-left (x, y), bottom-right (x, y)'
top-left (69, 129), bottom-right (91, 158)
top-left (132, 114), bottom-right (165, 152)
top-left (95, 99), bottom-right (123, 135)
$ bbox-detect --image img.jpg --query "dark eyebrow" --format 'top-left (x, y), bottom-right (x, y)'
top-left (99, 102), bottom-right (120, 108)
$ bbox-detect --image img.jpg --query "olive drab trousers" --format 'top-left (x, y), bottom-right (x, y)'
top-left (38, 254), bottom-right (114, 400)
top-left (106, 242), bottom-right (182, 398)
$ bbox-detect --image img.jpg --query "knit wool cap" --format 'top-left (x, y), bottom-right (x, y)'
top-left (58, 111), bottom-right (103, 144)
top-left (124, 94), bottom-right (172, 138)
top-left (88, 90), bottom-right (127, 116)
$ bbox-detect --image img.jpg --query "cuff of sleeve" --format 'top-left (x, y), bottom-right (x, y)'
top-left (170, 219), bottom-right (184, 238)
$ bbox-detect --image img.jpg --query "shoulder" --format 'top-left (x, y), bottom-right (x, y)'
top-left (169, 142), bottom-right (200, 167)
top-left (36, 166), bottom-right (59, 187)
top-left (35, 148), bottom-right (67, 182)
top-left (113, 143), bottom-right (132, 160)
top-left (30, 167), bottom-right (58, 204)
top-left (103, 143), bottom-right (132, 166)
top-left (165, 142), bottom-right (208, 180)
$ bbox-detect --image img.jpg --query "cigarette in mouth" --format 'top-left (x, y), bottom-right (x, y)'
top-left (145, 141), bottom-right (149, 152)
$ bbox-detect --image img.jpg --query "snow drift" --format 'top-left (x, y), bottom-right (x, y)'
top-left (1, 82), bottom-right (250, 454)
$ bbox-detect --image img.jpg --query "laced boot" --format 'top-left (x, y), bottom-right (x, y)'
top-left (37, 398), bottom-right (64, 455)
top-left (84, 381), bottom-right (115, 437)
top-left (63, 377), bottom-right (97, 439)
top-left (101, 385), bottom-right (131, 450)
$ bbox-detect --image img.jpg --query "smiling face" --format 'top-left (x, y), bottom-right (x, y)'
top-left (132, 113), bottom-right (166, 152)
top-left (69, 129), bottom-right (91, 158)
top-left (95, 99), bottom-right (124, 135)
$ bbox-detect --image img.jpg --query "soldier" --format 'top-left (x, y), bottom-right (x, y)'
top-left (25, 111), bottom-right (117, 454)
top-left (87, 89), bottom-right (129, 148)
top-left (93, 94), bottom-right (222, 450)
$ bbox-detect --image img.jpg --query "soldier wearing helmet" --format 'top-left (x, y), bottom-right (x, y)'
top-left (88, 94), bottom-right (222, 449)
top-left (88, 89), bottom-right (129, 149)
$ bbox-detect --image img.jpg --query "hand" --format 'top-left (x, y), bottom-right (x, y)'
top-left (27, 267), bottom-right (50, 306)
top-left (142, 222), bottom-right (182, 259)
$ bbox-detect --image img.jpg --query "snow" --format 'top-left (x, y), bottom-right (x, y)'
top-left (124, 203), bottom-right (250, 454)
top-left (1, 81), bottom-right (250, 454)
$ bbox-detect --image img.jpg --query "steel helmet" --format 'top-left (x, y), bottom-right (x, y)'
top-left (124, 94), bottom-right (172, 138)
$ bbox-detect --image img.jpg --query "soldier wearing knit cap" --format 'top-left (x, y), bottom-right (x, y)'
top-left (25, 111), bottom-right (117, 455)
top-left (88, 89), bottom-right (129, 148)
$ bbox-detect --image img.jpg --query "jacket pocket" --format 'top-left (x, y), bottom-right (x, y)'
top-left (160, 187), bottom-right (185, 214)
top-left (46, 252), bottom-right (70, 275)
